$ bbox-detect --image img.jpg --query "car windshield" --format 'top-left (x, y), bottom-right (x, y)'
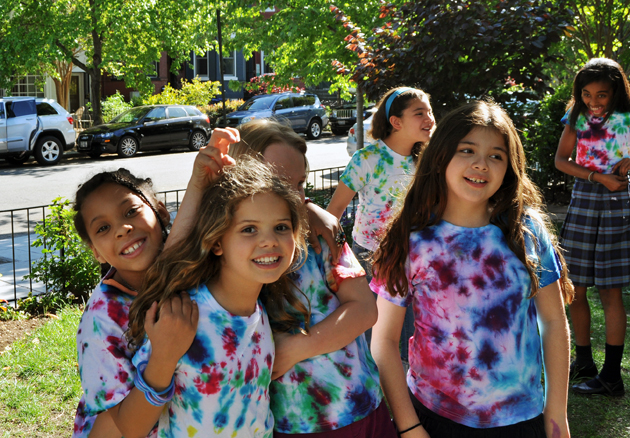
top-left (239, 96), bottom-right (276, 111)
top-left (110, 107), bottom-right (151, 124)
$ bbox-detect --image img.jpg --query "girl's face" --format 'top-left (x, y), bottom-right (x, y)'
top-left (392, 96), bottom-right (435, 143)
top-left (81, 183), bottom-right (167, 288)
top-left (262, 142), bottom-right (306, 202)
top-left (444, 127), bottom-right (508, 214)
top-left (214, 192), bottom-right (296, 289)
top-left (581, 81), bottom-right (613, 117)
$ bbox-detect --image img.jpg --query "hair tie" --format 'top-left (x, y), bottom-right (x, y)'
top-left (385, 87), bottom-right (415, 119)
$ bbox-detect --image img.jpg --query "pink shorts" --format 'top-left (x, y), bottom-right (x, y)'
top-left (273, 400), bottom-right (398, 438)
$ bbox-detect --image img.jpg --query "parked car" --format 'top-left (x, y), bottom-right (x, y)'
top-left (77, 105), bottom-right (211, 158)
top-left (216, 92), bottom-right (328, 139)
top-left (346, 114), bottom-right (375, 156)
top-left (0, 97), bottom-right (75, 166)
top-left (330, 99), bottom-right (375, 136)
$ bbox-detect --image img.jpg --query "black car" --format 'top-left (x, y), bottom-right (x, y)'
top-left (77, 105), bottom-right (211, 158)
top-left (329, 99), bottom-right (375, 135)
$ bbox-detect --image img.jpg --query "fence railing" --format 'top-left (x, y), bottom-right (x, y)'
top-left (0, 166), bottom-right (354, 305)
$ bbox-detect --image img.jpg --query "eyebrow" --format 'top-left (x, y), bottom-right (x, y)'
top-left (458, 140), bottom-right (507, 153)
top-left (236, 218), bottom-right (292, 225)
top-left (89, 198), bottom-right (133, 227)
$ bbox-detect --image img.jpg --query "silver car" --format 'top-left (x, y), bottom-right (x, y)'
top-left (346, 114), bottom-right (374, 156)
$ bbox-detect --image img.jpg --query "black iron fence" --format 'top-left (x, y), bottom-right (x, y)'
top-left (0, 166), bottom-right (355, 305)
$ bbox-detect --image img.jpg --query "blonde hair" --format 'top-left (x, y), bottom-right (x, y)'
top-left (128, 157), bottom-right (310, 347)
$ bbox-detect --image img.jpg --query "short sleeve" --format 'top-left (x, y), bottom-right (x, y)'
top-left (369, 260), bottom-right (413, 308)
top-left (317, 238), bottom-right (365, 293)
top-left (524, 214), bottom-right (562, 289)
top-left (340, 149), bottom-right (368, 192)
top-left (560, 109), bottom-right (571, 126)
top-left (76, 295), bottom-right (136, 415)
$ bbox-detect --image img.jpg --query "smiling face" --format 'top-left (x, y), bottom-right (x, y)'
top-left (81, 183), bottom-right (167, 290)
top-left (581, 81), bottom-right (613, 117)
top-left (391, 96), bottom-right (435, 143)
top-left (213, 192), bottom-right (296, 292)
top-left (262, 142), bottom-right (307, 202)
top-left (444, 127), bottom-right (508, 223)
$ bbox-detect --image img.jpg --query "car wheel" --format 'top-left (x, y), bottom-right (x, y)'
top-left (306, 120), bottom-right (322, 139)
top-left (189, 131), bottom-right (207, 151)
top-left (117, 136), bottom-right (139, 158)
top-left (87, 151), bottom-right (102, 159)
top-left (332, 127), bottom-right (349, 136)
top-left (6, 152), bottom-right (30, 165)
top-left (34, 136), bottom-right (63, 165)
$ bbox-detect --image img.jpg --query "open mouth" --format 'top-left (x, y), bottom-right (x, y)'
top-left (253, 256), bottom-right (280, 265)
top-left (465, 176), bottom-right (487, 184)
top-left (121, 239), bottom-right (145, 255)
top-left (590, 106), bottom-right (605, 115)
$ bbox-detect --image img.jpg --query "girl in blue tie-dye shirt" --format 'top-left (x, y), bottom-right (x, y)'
top-left (371, 100), bottom-right (574, 438)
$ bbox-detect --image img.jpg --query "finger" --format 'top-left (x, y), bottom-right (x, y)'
top-left (331, 241), bottom-right (342, 265)
top-left (195, 153), bottom-right (223, 174)
top-left (308, 229), bottom-right (322, 254)
top-left (170, 293), bottom-right (183, 315)
top-left (191, 300), bottom-right (199, 327)
top-left (207, 128), bottom-right (240, 155)
top-left (180, 291), bottom-right (192, 316)
top-left (145, 301), bottom-right (158, 329)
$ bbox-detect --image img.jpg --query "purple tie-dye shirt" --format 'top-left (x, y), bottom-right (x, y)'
top-left (270, 240), bottom-right (382, 433)
top-left (133, 284), bottom-right (274, 438)
top-left (371, 217), bottom-right (562, 428)
top-left (341, 140), bottom-right (415, 251)
top-left (561, 109), bottom-right (630, 174)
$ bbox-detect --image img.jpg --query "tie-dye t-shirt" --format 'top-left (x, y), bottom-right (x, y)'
top-left (371, 217), bottom-right (562, 429)
top-left (270, 240), bottom-right (382, 433)
top-left (73, 269), bottom-right (158, 438)
top-left (340, 140), bottom-right (415, 251)
top-left (561, 109), bottom-right (630, 174)
top-left (133, 284), bottom-right (274, 438)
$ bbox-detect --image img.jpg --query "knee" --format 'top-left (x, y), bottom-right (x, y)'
top-left (598, 288), bottom-right (624, 309)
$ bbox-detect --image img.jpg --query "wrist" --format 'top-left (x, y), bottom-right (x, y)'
top-left (587, 171), bottom-right (598, 183)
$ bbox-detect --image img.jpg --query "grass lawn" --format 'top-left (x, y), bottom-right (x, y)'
top-left (0, 292), bottom-right (628, 437)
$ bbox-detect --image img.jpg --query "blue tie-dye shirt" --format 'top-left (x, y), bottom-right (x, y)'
top-left (270, 240), bottom-right (382, 433)
top-left (133, 284), bottom-right (274, 438)
top-left (371, 216), bottom-right (562, 429)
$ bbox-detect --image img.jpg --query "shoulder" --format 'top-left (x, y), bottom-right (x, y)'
top-left (80, 282), bottom-right (133, 331)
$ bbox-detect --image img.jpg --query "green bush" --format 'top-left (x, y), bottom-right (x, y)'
top-left (23, 198), bottom-right (100, 312)
top-left (198, 99), bottom-right (245, 127)
top-left (101, 91), bottom-right (133, 123)
top-left (143, 77), bottom-right (221, 106)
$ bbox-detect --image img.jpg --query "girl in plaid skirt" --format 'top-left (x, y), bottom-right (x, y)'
top-left (555, 58), bottom-right (630, 397)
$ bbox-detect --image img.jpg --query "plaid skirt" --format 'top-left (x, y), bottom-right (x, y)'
top-left (560, 178), bottom-right (630, 289)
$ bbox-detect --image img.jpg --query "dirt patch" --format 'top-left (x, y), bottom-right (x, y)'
top-left (0, 317), bottom-right (49, 354)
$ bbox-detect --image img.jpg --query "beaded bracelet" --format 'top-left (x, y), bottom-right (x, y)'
top-left (588, 171), bottom-right (596, 184)
top-left (134, 361), bottom-right (175, 406)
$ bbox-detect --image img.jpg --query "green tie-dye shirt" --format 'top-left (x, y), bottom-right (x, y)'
top-left (340, 140), bottom-right (415, 251)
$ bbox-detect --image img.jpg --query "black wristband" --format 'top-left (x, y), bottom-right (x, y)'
top-left (398, 422), bottom-right (422, 436)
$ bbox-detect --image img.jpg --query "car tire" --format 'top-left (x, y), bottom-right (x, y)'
top-left (34, 136), bottom-right (63, 165)
top-left (306, 120), bottom-right (322, 140)
top-left (332, 127), bottom-right (349, 136)
top-left (6, 152), bottom-right (30, 165)
top-left (189, 130), bottom-right (207, 151)
top-left (87, 151), bottom-right (102, 159)
top-left (117, 136), bottom-right (139, 158)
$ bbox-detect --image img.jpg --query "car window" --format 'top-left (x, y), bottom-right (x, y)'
top-left (167, 107), bottom-right (187, 118)
top-left (0, 104), bottom-right (4, 120)
top-left (36, 102), bottom-right (59, 116)
top-left (7, 100), bottom-right (36, 118)
top-left (293, 95), bottom-right (316, 107)
top-left (184, 106), bottom-right (201, 116)
top-left (240, 96), bottom-right (276, 111)
top-left (111, 107), bottom-right (151, 124)
top-left (145, 107), bottom-right (166, 121)
top-left (275, 96), bottom-right (293, 110)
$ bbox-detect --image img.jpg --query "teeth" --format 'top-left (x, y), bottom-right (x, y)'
top-left (466, 177), bottom-right (486, 183)
top-left (254, 256), bottom-right (279, 264)
top-left (122, 240), bottom-right (143, 255)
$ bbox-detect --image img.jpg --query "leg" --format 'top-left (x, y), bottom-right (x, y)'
top-left (568, 286), bottom-right (591, 346)
top-left (599, 288), bottom-right (627, 345)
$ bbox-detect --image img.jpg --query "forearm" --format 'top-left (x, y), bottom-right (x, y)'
top-left (164, 181), bottom-right (203, 249)
top-left (554, 156), bottom-right (595, 180)
top-left (88, 411), bottom-right (122, 438)
top-left (541, 318), bottom-right (571, 437)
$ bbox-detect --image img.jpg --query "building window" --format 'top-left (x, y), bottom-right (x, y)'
top-left (194, 52), bottom-right (209, 79)
top-left (221, 51), bottom-right (237, 79)
top-left (148, 61), bottom-right (159, 79)
top-left (5, 75), bottom-right (45, 97)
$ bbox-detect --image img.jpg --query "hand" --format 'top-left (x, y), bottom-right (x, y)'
top-left (271, 332), bottom-right (305, 380)
top-left (189, 128), bottom-right (238, 192)
top-left (306, 202), bottom-right (342, 264)
top-left (596, 173), bottom-right (628, 192)
top-left (145, 292), bottom-right (199, 367)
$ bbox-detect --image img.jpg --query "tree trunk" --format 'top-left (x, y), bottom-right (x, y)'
top-left (90, 68), bottom-right (103, 125)
top-left (356, 83), bottom-right (364, 150)
top-left (52, 59), bottom-right (73, 109)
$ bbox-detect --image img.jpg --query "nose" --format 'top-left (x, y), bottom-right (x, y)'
top-left (258, 228), bottom-right (279, 248)
top-left (472, 155), bottom-right (488, 171)
top-left (116, 223), bottom-right (133, 238)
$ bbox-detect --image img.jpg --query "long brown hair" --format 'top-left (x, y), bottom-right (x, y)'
top-left (373, 100), bottom-right (574, 304)
top-left (128, 157), bottom-right (310, 348)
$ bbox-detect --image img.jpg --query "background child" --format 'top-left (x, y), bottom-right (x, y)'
top-left (125, 157), bottom-right (310, 438)
top-left (371, 100), bottom-right (574, 438)
top-left (555, 57), bottom-right (630, 396)
top-left (71, 169), bottom-right (198, 438)
top-left (230, 119), bottom-right (397, 437)
top-left (326, 87), bottom-right (434, 360)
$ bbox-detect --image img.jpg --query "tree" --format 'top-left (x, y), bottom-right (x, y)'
top-left (1, 0), bottom-right (218, 124)
top-left (334, 0), bottom-right (575, 114)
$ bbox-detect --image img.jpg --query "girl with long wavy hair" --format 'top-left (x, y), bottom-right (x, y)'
top-left (370, 100), bottom-right (574, 438)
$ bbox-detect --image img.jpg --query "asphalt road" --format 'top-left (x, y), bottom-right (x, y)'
top-left (0, 132), bottom-right (351, 211)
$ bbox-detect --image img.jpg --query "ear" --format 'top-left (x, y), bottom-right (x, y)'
top-left (389, 115), bottom-right (402, 131)
top-left (156, 201), bottom-right (170, 226)
top-left (211, 241), bottom-right (223, 256)
top-left (89, 244), bottom-right (107, 264)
